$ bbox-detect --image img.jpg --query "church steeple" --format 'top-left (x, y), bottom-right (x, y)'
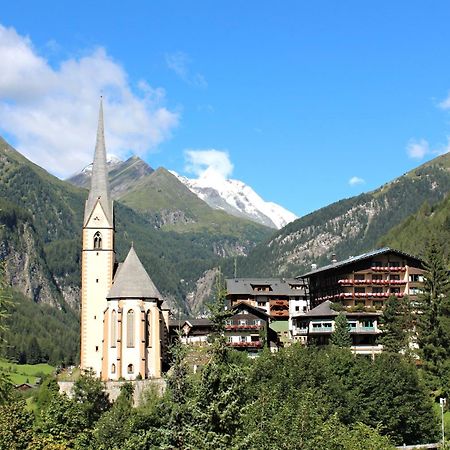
top-left (84, 98), bottom-right (113, 225)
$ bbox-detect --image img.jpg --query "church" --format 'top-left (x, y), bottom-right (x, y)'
top-left (80, 100), bottom-right (170, 381)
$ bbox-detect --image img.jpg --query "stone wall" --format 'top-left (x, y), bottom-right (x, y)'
top-left (58, 378), bottom-right (166, 406)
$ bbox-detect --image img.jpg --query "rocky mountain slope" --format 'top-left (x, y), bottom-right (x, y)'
top-left (67, 155), bottom-right (154, 198)
top-left (231, 152), bottom-right (450, 278)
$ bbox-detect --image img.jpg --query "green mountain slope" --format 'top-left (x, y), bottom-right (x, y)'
top-left (119, 167), bottom-right (271, 240)
top-left (231, 152), bottom-right (450, 278)
top-left (379, 193), bottom-right (450, 260)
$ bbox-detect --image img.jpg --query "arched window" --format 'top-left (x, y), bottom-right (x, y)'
top-left (127, 310), bottom-right (135, 348)
top-left (127, 364), bottom-right (134, 374)
top-left (93, 232), bottom-right (102, 249)
top-left (111, 363), bottom-right (116, 374)
top-left (111, 310), bottom-right (117, 347)
top-left (146, 311), bottom-right (152, 348)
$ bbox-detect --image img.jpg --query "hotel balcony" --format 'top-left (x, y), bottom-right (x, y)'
top-left (228, 341), bottom-right (263, 348)
top-left (338, 279), bottom-right (407, 286)
top-left (317, 292), bottom-right (404, 302)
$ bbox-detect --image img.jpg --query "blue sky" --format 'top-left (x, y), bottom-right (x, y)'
top-left (1, 1), bottom-right (450, 216)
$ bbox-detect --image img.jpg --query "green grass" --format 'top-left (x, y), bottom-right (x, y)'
top-left (0, 358), bottom-right (54, 385)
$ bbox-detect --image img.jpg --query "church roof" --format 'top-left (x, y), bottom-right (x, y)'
top-left (107, 246), bottom-right (161, 299)
top-left (84, 99), bottom-right (113, 225)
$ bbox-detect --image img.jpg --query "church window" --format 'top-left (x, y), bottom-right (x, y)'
top-left (127, 364), bottom-right (134, 374)
top-left (127, 310), bottom-right (135, 348)
top-left (111, 363), bottom-right (116, 374)
top-left (146, 311), bottom-right (152, 348)
top-left (93, 232), bottom-right (102, 249)
top-left (111, 310), bottom-right (117, 347)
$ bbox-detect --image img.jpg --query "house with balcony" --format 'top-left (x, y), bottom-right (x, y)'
top-left (169, 318), bottom-right (214, 346)
top-left (298, 248), bottom-right (425, 310)
top-left (291, 300), bottom-right (383, 355)
top-left (225, 302), bottom-right (277, 355)
top-left (226, 278), bottom-right (309, 344)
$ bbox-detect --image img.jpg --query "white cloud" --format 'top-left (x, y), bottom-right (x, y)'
top-left (184, 149), bottom-right (233, 180)
top-left (348, 176), bottom-right (365, 186)
top-left (165, 51), bottom-right (207, 88)
top-left (406, 139), bottom-right (431, 160)
top-left (0, 24), bottom-right (179, 178)
top-left (438, 92), bottom-right (450, 110)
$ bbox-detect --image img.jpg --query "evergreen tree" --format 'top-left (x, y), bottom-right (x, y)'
top-left (417, 237), bottom-right (450, 373)
top-left (379, 295), bottom-right (413, 354)
top-left (330, 313), bottom-right (352, 348)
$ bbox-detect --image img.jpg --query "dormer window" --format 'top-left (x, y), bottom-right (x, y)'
top-left (251, 284), bottom-right (272, 292)
top-left (93, 232), bottom-right (102, 249)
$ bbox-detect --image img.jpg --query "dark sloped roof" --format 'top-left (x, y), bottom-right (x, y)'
top-left (226, 278), bottom-right (306, 296)
top-left (107, 246), bottom-right (161, 299)
top-left (232, 301), bottom-right (270, 319)
top-left (303, 300), bottom-right (338, 317)
top-left (298, 247), bottom-right (423, 278)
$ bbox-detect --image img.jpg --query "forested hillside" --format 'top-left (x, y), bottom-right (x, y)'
top-left (379, 193), bottom-right (450, 260)
top-left (0, 136), bottom-right (271, 315)
top-left (229, 152), bottom-right (450, 278)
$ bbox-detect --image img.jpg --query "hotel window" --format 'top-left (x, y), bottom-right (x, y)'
top-left (111, 364), bottom-right (116, 374)
top-left (225, 319), bottom-right (232, 326)
top-left (111, 310), bottom-right (117, 347)
top-left (354, 274), bottom-right (365, 281)
top-left (372, 274), bottom-right (383, 281)
top-left (390, 275), bottom-right (400, 281)
top-left (227, 336), bottom-right (232, 343)
top-left (93, 231), bottom-right (102, 249)
top-left (373, 287), bottom-right (383, 294)
top-left (127, 310), bottom-right (135, 348)
top-left (257, 302), bottom-right (265, 307)
top-left (409, 274), bottom-right (423, 282)
top-left (348, 322), bottom-right (357, 328)
top-left (127, 364), bottom-right (134, 374)
top-left (391, 288), bottom-right (400, 294)
top-left (355, 287), bottom-right (365, 294)
top-left (254, 319), bottom-right (261, 326)
top-left (239, 319), bottom-right (247, 326)
top-left (240, 336), bottom-right (247, 342)
top-left (372, 261), bottom-right (382, 267)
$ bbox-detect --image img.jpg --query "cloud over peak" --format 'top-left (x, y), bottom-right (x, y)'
top-left (184, 149), bottom-right (233, 181)
top-left (0, 24), bottom-right (179, 178)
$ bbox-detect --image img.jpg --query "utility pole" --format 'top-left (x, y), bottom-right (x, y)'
top-left (440, 397), bottom-right (446, 448)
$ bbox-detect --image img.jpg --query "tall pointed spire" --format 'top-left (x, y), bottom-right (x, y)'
top-left (84, 98), bottom-right (113, 225)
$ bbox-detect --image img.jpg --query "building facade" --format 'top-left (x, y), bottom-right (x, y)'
top-left (291, 300), bottom-right (382, 355)
top-left (224, 302), bottom-right (276, 355)
top-left (226, 278), bottom-right (309, 343)
top-left (80, 100), bottom-right (169, 381)
top-left (298, 248), bottom-right (425, 310)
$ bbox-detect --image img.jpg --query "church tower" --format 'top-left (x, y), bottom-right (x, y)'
top-left (80, 99), bottom-right (115, 377)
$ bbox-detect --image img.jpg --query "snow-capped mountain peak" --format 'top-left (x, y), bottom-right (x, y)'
top-left (170, 170), bottom-right (298, 229)
top-left (80, 154), bottom-right (123, 174)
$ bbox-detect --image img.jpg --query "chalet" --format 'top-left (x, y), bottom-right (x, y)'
top-left (225, 302), bottom-right (277, 355)
top-left (298, 248), bottom-right (425, 310)
top-left (291, 300), bottom-right (382, 355)
top-left (226, 278), bottom-right (309, 343)
top-left (169, 318), bottom-right (214, 345)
